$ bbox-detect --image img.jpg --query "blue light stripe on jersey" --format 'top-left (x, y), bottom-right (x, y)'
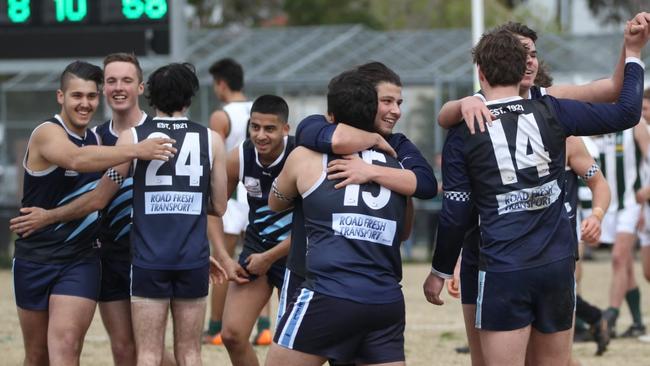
top-left (475, 271), bottom-right (486, 329)
top-left (64, 212), bottom-right (99, 242)
top-left (278, 288), bottom-right (313, 348)
top-left (259, 213), bottom-right (293, 236)
top-left (276, 268), bottom-right (291, 330)
top-left (108, 188), bottom-right (133, 212)
top-left (110, 207), bottom-right (132, 227)
top-left (58, 180), bottom-right (99, 205)
top-left (254, 214), bottom-right (274, 224)
top-left (115, 224), bottom-right (131, 241)
top-left (277, 232), bottom-right (290, 241)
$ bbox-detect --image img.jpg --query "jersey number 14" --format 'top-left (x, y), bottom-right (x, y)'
top-left (487, 113), bottom-right (550, 185)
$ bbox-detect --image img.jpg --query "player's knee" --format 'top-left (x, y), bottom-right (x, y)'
top-left (51, 330), bottom-right (84, 356)
top-left (611, 250), bottom-right (631, 269)
top-left (221, 326), bottom-right (247, 349)
top-left (137, 351), bottom-right (163, 366)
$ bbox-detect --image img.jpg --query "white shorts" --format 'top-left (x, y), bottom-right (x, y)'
top-left (638, 203), bottom-right (650, 247)
top-left (223, 183), bottom-right (249, 235)
top-left (599, 203), bottom-right (640, 244)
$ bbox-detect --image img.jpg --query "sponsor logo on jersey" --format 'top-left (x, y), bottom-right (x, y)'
top-left (244, 176), bottom-right (263, 198)
top-left (332, 213), bottom-right (396, 246)
top-left (144, 191), bottom-right (203, 215)
top-left (495, 179), bottom-right (561, 215)
top-left (64, 170), bottom-right (79, 177)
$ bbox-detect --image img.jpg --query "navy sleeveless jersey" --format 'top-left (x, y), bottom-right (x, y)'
top-left (15, 116), bottom-right (102, 263)
top-left (303, 150), bottom-right (407, 304)
top-left (241, 136), bottom-right (295, 253)
top-left (441, 97), bottom-right (576, 273)
top-left (130, 117), bottom-right (213, 270)
top-left (92, 114), bottom-right (149, 260)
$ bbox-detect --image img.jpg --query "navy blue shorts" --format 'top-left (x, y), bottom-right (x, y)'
top-left (237, 246), bottom-right (286, 289)
top-left (460, 259), bottom-right (479, 305)
top-left (277, 268), bottom-right (305, 324)
top-left (130, 263), bottom-right (209, 299)
top-left (13, 257), bottom-right (101, 311)
top-left (274, 288), bottom-right (405, 364)
top-left (99, 258), bottom-right (131, 302)
top-left (476, 257), bottom-right (575, 333)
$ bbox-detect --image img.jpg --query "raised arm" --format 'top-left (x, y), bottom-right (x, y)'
top-left (553, 58), bottom-right (644, 136)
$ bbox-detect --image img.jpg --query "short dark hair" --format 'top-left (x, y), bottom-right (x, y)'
top-left (472, 29), bottom-right (527, 87)
top-left (356, 61), bottom-right (402, 88)
top-left (208, 58), bottom-right (244, 91)
top-left (146, 63), bottom-right (199, 115)
top-left (495, 21), bottom-right (538, 43)
top-left (60, 61), bottom-right (103, 90)
top-left (327, 70), bottom-right (378, 132)
top-left (251, 95), bottom-right (289, 123)
top-left (103, 52), bottom-right (143, 82)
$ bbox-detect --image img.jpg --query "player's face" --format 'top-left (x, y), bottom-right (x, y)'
top-left (103, 61), bottom-right (144, 113)
top-left (374, 82), bottom-right (402, 137)
top-left (517, 35), bottom-right (538, 91)
top-left (57, 76), bottom-right (100, 132)
top-left (643, 98), bottom-right (650, 123)
top-left (249, 112), bottom-right (289, 158)
top-left (212, 79), bottom-right (225, 101)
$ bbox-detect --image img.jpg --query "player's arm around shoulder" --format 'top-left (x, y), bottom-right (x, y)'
top-left (209, 130), bottom-right (228, 217)
top-left (27, 122), bottom-right (89, 172)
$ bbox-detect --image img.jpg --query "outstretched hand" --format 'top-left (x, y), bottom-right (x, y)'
top-left (136, 137), bottom-right (177, 161)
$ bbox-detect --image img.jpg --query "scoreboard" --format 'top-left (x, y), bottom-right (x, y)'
top-left (0, 0), bottom-right (170, 58)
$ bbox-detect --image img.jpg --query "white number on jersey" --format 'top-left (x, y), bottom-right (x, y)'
top-left (487, 113), bottom-right (550, 185)
top-left (145, 132), bottom-right (203, 187)
top-left (343, 150), bottom-right (391, 209)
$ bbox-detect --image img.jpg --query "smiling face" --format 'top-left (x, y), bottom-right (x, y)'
top-left (517, 35), bottom-right (539, 92)
top-left (57, 76), bottom-right (100, 134)
top-left (103, 61), bottom-right (144, 113)
top-left (248, 111), bottom-right (289, 162)
top-left (373, 82), bottom-right (403, 137)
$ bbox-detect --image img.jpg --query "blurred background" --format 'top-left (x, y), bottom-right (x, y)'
top-left (0, 0), bottom-right (647, 264)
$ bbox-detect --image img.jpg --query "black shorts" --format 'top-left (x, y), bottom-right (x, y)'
top-left (476, 257), bottom-right (575, 333)
top-left (130, 263), bottom-right (209, 299)
top-left (274, 288), bottom-right (405, 364)
top-left (99, 258), bottom-right (131, 302)
top-left (13, 257), bottom-right (101, 310)
top-left (237, 245), bottom-right (286, 289)
top-left (277, 268), bottom-right (305, 324)
top-left (460, 259), bottom-right (479, 305)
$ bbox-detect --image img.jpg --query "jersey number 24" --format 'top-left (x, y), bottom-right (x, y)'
top-left (145, 132), bottom-right (203, 187)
